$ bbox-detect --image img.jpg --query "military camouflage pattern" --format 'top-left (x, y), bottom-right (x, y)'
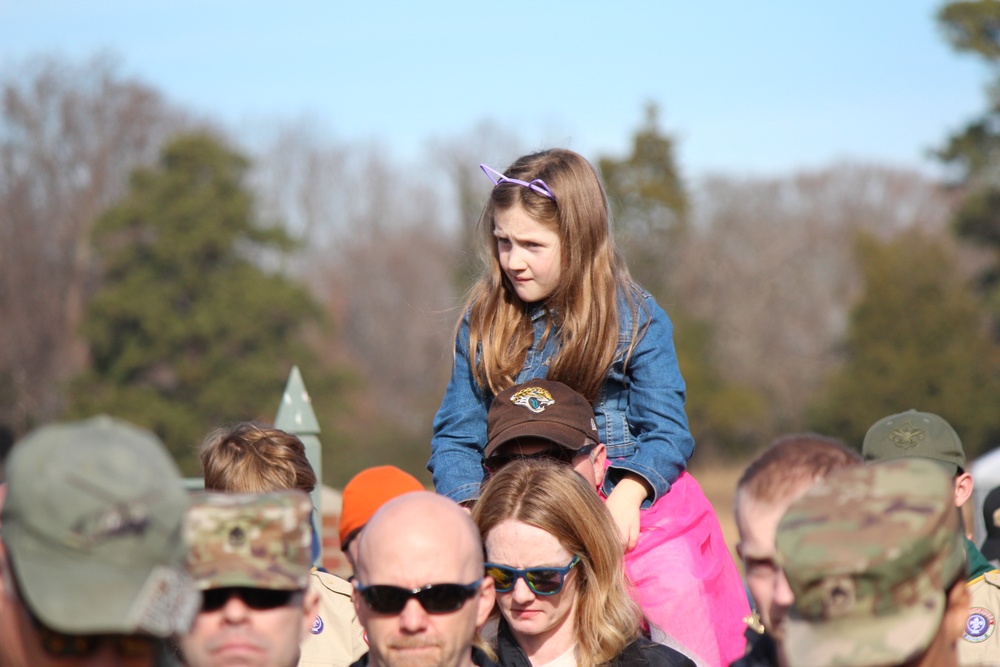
top-left (862, 409), bottom-right (965, 475)
top-left (776, 458), bottom-right (966, 667)
top-left (184, 490), bottom-right (313, 591)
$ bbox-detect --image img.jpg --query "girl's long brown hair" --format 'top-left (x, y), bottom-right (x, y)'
top-left (464, 149), bottom-right (642, 402)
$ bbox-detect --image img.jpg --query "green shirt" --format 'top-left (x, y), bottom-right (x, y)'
top-left (966, 536), bottom-right (994, 580)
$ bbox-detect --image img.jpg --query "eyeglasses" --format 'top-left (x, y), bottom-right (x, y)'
top-left (29, 612), bottom-right (161, 659)
top-left (201, 587), bottom-right (300, 612)
top-left (356, 581), bottom-right (483, 614)
top-left (485, 555), bottom-right (581, 596)
top-left (480, 163), bottom-right (556, 201)
top-left (484, 443), bottom-right (596, 476)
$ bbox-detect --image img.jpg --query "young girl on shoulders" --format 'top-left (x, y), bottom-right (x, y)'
top-left (428, 148), bottom-right (694, 548)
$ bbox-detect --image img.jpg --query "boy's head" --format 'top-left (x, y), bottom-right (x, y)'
top-left (734, 433), bottom-right (862, 644)
top-left (485, 380), bottom-right (606, 490)
top-left (199, 422), bottom-right (316, 495)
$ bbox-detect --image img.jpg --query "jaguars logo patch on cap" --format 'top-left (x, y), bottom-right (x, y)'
top-left (511, 386), bottom-right (555, 413)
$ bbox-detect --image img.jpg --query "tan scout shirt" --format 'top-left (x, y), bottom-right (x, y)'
top-left (960, 569), bottom-right (1000, 667)
top-left (299, 570), bottom-right (368, 667)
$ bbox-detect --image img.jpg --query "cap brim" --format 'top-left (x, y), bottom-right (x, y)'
top-left (783, 591), bottom-right (943, 667)
top-left (866, 455), bottom-right (959, 478)
top-left (5, 522), bottom-right (198, 637)
top-left (485, 422), bottom-right (595, 458)
top-left (189, 552), bottom-right (309, 592)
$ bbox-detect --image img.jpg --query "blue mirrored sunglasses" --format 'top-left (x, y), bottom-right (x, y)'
top-left (480, 163), bottom-right (556, 201)
top-left (485, 555), bottom-right (580, 596)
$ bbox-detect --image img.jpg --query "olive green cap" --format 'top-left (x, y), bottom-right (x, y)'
top-left (861, 409), bottom-right (965, 476)
top-left (0, 415), bottom-right (198, 637)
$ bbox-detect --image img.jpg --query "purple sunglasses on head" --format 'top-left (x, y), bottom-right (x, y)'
top-left (480, 163), bottom-right (556, 201)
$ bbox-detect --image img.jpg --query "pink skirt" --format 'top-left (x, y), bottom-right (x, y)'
top-left (610, 469), bottom-right (750, 667)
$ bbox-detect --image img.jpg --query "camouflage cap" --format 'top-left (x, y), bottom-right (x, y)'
top-left (184, 490), bottom-right (313, 591)
top-left (485, 380), bottom-right (599, 458)
top-left (861, 409), bottom-right (965, 476)
top-left (776, 458), bottom-right (966, 667)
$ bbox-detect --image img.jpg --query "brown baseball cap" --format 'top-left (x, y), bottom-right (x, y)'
top-left (485, 380), bottom-right (599, 458)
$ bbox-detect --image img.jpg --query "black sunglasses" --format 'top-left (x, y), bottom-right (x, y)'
top-left (201, 587), bottom-right (299, 612)
top-left (356, 581), bottom-right (482, 614)
top-left (484, 444), bottom-right (596, 476)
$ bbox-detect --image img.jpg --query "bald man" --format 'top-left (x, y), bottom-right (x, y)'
top-left (350, 492), bottom-right (496, 667)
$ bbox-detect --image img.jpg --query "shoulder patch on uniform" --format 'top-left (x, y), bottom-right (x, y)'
top-left (310, 614), bottom-right (324, 635)
top-left (964, 607), bottom-right (995, 643)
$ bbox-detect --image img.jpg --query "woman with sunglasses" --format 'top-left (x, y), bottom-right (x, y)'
top-left (473, 459), bottom-right (696, 667)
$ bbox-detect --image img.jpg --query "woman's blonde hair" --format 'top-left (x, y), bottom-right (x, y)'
top-left (472, 459), bottom-right (644, 667)
top-left (465, 149), bottom-right (642, 402)
top-left (199, 421), bottom-right (316, 494)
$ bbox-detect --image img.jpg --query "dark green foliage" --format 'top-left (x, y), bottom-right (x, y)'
top-left (672, 310), bottom-right (767, 459)
top-left (936, 1), bottom-right (1000, 361)
top-left (935, 111), bottom-right (1000, 181)
top-left (599, 108), bottom-right (767, 458)
top-left (938, 0), bottom-right (1000, 60)
top-left (807, 231), bottom-right (1000, 457)
top-left (955, 187), bottom-right (1000, 253)
top-left (69, 133), bottom-right (330, 472)
top-left (599, 102), bottom-right (688, 300)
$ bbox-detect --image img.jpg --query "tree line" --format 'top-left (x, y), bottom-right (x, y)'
top-left (3, 2), bottom-right (1000, 483)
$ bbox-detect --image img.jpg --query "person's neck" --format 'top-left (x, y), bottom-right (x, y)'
top-left (454, 648), bottom-right (476, 667)
top-left (510, 617), bottom-right (576, 666)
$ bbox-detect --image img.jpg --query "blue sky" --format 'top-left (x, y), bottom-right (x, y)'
top-left (0, 1), bottom-right (991, 178)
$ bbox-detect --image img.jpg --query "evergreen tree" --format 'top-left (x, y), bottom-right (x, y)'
top-left (672, 314), bottom-right (767, 458)
top-left (599, 109), bottom-right (766, 457)
top-left (808, 231), bottom-right (1000, 457)
top-left (599, 103), bottom-right (688, 301)
top-left (69, 133), bottom-right (332, 472)
top-left (936, 2), bottom-right (1000, 286)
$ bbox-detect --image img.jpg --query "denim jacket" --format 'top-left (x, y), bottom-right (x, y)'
top-left (428, 287), bottom-right (695, 506)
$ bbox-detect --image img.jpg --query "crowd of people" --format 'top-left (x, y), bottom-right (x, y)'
top-left (2, 148), bottom-right (998, 667)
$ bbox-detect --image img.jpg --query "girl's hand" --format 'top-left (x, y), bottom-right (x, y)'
top-left (605, 473), bottom-right (651, 552)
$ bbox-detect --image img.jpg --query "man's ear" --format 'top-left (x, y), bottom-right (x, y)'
top-left (474, 575), bottom-right (496, 630)
top-left (954, 472), bottom-right (974, 509)
top-left (591, 444), bottom-right (608, 488)
top-left (300, 584), bottom-right (321, 641)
